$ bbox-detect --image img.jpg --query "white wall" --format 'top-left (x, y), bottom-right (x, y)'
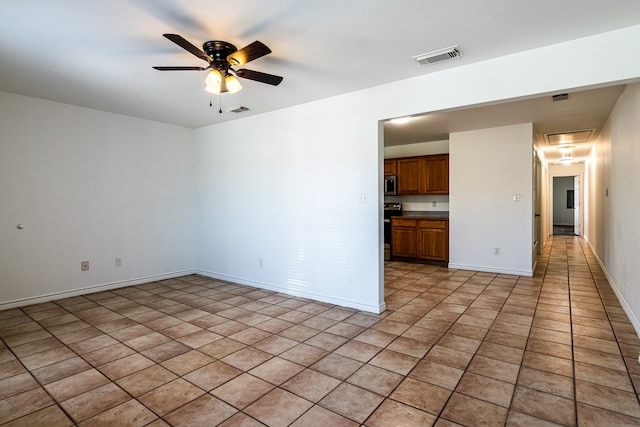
top-left (193, 101), bottom-right (383, 312)
top-left (588, 82), bottom-right (640, 331)
top-left (384, 140), bottom-right (449, 158)
top-left (449, 124), bottom-right (534, 276)
top-left (0, 92), bottom-right (195, 308)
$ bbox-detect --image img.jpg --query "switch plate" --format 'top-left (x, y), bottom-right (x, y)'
top-left (81, 261), bottom-right (89, 271)
top-left (494, 248), bottom-right (500, 255)
top-left (358, 192), bottom-right (369, 203)
top-left (115, 257), bottom-right (122, 267)
top-left (513, 194), bottom-right (522, 202)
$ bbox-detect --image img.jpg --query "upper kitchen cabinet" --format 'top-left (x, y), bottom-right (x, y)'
top-left (393, 154), bottom-right (449, 195)
top-left (423, 154), bottom-right (449, 194)
top-left (397, 157), bottom-right (423, 194)
top-left (384, 159), bottom-right (397, 176)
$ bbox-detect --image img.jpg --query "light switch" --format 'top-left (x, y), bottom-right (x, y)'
top-left (513, 194), bottom-right (522, 202)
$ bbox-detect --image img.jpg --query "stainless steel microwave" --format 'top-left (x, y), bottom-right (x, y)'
top-left (384, 175), bottom-right (397, 196)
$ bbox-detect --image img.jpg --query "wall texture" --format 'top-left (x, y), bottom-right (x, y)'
top-left (589, 83), bottom-right (640, 330)
top-left (449, 124), bottom-right (535, 276)
top-left (0, 92), bottom-right (196, 308)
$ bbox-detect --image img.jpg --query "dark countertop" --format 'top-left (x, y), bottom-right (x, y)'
top-left (391, 211), bottom-right (449, 219)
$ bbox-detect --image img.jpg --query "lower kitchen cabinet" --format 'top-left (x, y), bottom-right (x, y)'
top-left (391, 219), bottom-right (418, 258)
top-left (391, 217), bottom-right (448, 262)
top-left (417, 220), bottom-right (448, 261)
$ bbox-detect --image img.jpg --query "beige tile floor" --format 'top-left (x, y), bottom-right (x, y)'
top-left (1, 236), bottom-right (640, 426)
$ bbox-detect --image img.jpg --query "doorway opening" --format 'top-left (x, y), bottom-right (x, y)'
top-left (552, 175), bottom-right (580, 236)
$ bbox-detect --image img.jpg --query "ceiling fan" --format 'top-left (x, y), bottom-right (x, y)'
top-left (153, 34), bottom-right (283, 95)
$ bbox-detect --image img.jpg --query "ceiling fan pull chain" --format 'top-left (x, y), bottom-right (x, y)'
top-left (209, 94), bottom-right (212, 107)
top-left (219, 95), bottom-right (222, 114)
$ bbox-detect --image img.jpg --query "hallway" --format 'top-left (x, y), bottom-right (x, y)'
top-left (1, 237), bottom-right (639, 426)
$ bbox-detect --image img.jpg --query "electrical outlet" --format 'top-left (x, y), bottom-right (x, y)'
top-left (432, 201), bottom-right (437, 207)
top-left (494, 248), bottom-right (500, 255)
top-left (115, 257), bottom-right (122, 267)
top-left (259, 257), bottom-right (263, 267)
top-left (81, 261), bottom-right (89, 271)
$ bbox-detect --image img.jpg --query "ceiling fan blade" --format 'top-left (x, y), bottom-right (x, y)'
top-left (236, 69), bottom-right (283, 86)
top-left (153, 66), bottom-right (207, 71)
top-left (163, 33), bottom-right (211, 63)
top-left (227, 41), bottom-right (271, 66)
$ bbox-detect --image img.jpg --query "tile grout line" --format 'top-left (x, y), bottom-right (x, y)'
top-left (578, 237), bottom-right (640, 408)
top-left (0, 306), bottom-right (81, 426)
top-left (505, 235), bottom-right (551, 423)
top-left (565, 237), bottom-right (580, 427)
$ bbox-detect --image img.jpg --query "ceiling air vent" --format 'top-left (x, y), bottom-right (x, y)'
top-left (227, 106), bottom-right (250, 113)
top-left (552, 93), bottom-right (569, 102)
top-left (413, 45), bottom-right (462, 66)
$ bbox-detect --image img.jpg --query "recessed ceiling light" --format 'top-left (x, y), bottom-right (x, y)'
top-left (390, 116), bottom-right (413, 125)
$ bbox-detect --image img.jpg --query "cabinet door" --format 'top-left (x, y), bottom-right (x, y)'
top-left (391, 218), bottom-right (417, 258)
top-left (392, 227), bottom-right (417, 258)
top-left (417, 220), bottom-right (448, 261)
top-left (384, 159), bottom-right (397, 176)
top-left (423, 154), bottom-right (449, 194)
top-left (397, 158), bottom-right (422, 194)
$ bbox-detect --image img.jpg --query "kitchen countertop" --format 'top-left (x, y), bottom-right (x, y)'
top-left (394, 211), bottom-right (449, 218)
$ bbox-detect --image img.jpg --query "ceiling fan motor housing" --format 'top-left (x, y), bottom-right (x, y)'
top-left (203, 41), bottom-right (237, 71)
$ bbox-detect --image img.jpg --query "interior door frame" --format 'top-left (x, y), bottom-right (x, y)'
top-left (548, 163), bottom-right (585, 237)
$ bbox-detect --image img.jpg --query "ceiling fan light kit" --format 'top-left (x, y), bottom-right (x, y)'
top-left (153, 33), bottom-right (283, 102)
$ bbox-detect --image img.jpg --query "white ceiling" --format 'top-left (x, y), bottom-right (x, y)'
top-left (1, 0), bottom-right (639, 134)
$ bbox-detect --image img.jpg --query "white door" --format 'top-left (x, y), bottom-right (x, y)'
top-left (573, 176), bottom-right (580, 236)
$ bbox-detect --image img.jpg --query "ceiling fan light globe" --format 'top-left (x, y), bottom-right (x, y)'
top-left (226, 74), bottom-right (242, 94)
top-left (205, 69), bottom-right (222, 93)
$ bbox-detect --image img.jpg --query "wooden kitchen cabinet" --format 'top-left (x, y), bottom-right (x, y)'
top-left (390, 154), bottom-right (449, 195)
top-left (397, 158), bottom-right (422, 194)
top-left (422, 154), bottom-right (449, 194)
top-left (384, 159), bottom-right (397, 176)
top-left (392, 217), bottom-right (449, 263)
top-left (391, 218), bottom-right (417, 258)
top-left (417, 220), bottom-right (448, 261)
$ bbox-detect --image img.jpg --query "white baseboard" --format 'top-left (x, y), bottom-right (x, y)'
top-left (586, 240), bottom-right (640, 336)
top-left (0, 269), bottom-right (196, 311)
top-left (196, 269), bottom-right (386, 314)
top-left (447, 263), bottom-right (534, 277)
